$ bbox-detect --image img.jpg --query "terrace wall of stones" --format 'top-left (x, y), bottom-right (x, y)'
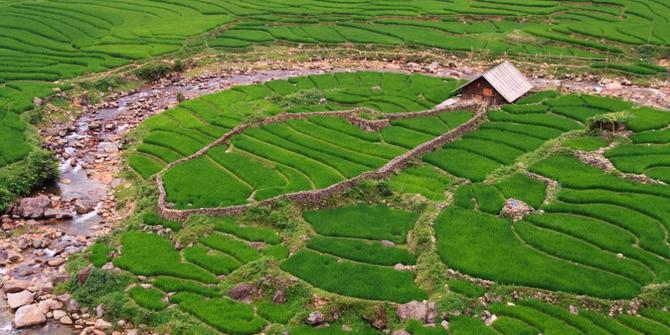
top-left (156, 101), bottom-right (485, 220)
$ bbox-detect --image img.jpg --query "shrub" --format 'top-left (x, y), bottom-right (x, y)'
top-left (69, 268), bottom-right (133, 307)
top-left (0, 150), bottom-right (58, 213)
top-left (136, 62), bottom-right (176, 82)
top-left (89, 242), bottom-right (113, 268)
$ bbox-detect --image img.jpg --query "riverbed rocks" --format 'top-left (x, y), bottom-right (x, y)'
top-left (13, 303), bottom-right (46, 328)
top-left (17, 195), bottom-right (52, 219)
top-left (396, 300), bottom-right (437, 324)
top-left (7, 290), bottom-right (34, 309)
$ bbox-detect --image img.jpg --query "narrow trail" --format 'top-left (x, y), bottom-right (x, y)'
top-left (1, 58), bottom-right (668, 334)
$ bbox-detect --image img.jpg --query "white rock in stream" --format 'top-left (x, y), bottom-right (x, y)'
top-left (7, 290), bottom-right (33, 309)
top-left (13, 304), bottom-right (46, 328)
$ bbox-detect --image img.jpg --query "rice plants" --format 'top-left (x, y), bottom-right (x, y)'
top-left (183, 246), bottom-right (241, 275)
top-left (561, 136), bottom-right (608, 151)
top-left (128, 286), bottom-right (167, 311)
top-left (434, 207), bottom-right (641, 298)
top-left (280, 250), bottom-right (426, 303)
top-left (303, 204), bottom-right (418, 244)
top-left (214, 219), bottom-right (281, 244)
top-left (494, 173), bottom-right (547, 208)
top-left (387, 164), bottom-right (453, 200)
top-left (306, 236), bottom-right (416, 266)
top-left (153, 277), bottom-right (220, 298)
top-left (200, 233), bottom-right (261, 263)
top-left (170, 292), bottom-right (267, 335)
top-left (447, 279), bottom-right (486, 298)
top-left (113, 232), bottom-right (217, 284)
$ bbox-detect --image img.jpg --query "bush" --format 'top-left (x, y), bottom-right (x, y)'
top-left (0, 150), bottom-right (58, 213)
top-left (69, 268), bottom-right (133, 307)
top-left (136, 62), bottom-right (177, 82)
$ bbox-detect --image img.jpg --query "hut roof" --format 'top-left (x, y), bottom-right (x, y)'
top-left (459, 61), bottom-right (534, 103)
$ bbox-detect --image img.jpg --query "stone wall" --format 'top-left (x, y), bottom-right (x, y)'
top-left (157, 103), bottom-right (487, 221)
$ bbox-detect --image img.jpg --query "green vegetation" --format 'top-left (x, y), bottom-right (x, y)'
top-left (303, 204), bottom-right (417, 244)
top-left (89, 242), bottom-right (113, 268)
top-left (281, 249), bottom-right (426, 303)
top-left (0, 150), bottom-right (58, 212)
top-left (562, 136), bottom-right (608, 151)
top-left (132, 72), bottom-right (463, 180)
top-left (170, 292), bottom-right (266, 335)
top-left (113, 232), bottom-right (217, 284)
top-left (128, 286), bottom-right (167, 311)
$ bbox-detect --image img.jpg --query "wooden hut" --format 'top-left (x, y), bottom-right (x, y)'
top-left (458, 61), bottom-right (533, 105)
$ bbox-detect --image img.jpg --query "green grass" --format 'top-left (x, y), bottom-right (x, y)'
top-left (113, 232), bottom-right (217, 284)
top-left (128, 286), bottom-right (167, 311)
top-left (562, 136), bottom-right (608, 151)
top-left (170, 292), bottom-right (266, 335)
top-left (280, 249), bottom-right (426, 303)
top-left (214, 219), bottom-right (281, 244)
top-left (307, 236), bottom-right (416, 266)
top-left (89, 242), bottom-right (113, 268)
top-left (434, 207), bottom-right (641, 299)
top-left (153, 277), bottom-right (220, 298)
top-left (303, 204), bottom-right (418, 244)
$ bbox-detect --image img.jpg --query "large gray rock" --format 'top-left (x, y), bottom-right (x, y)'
top-left (17, 195), bottom-right (51, 219)
top-left (227, 283), bottom-right (257, 303)
top-left (3, 279), bottom-right (30, 293)
top-left (44, 208), bottom-right (73, 220)
top-left (95, 318), bottom-right (112, 330)
top-left (306, 311), bottom-right (325, 325)
top-left (13, 304), bottom-right (47, 328)
top-left (396, 300), bottom-right (437, 323)
top-left (7, 290), bottom-right (34, 309)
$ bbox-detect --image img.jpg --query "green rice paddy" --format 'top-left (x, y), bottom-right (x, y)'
top-left (87, 72), bottom-right (670, 333)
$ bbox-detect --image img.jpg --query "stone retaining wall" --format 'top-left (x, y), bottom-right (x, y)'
top-left (157, 104), bottom-right (486, 221)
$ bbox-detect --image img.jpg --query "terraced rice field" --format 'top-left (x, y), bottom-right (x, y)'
top-left (431, 92), bottom-right (670, 300)
top-left (130, 71), bottom-right (463, 180)
top-left (1, 0), bottom-right (667, 172)
top-left (281, 205), bottom-right (425, 303)
top-left (114, 217), bottom-right (288, 334)
top-left (103, 81), bottom-right (670, 333)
